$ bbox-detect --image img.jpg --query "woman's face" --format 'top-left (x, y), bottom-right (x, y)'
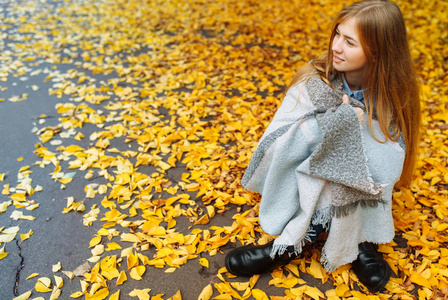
top-left (332, 18), bottom-right (368, 78)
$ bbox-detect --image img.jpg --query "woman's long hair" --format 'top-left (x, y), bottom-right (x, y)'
top-left (286, 0), bottom-right (421, 187)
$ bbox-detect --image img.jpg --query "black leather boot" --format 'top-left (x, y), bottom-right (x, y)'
top-left (225, 241), bottom-right (296, 277)
top-left (351, 242), bottom-right (392, 293)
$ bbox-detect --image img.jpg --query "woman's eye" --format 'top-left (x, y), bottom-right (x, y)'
top-left (347, 40), bottom-right (354, 46)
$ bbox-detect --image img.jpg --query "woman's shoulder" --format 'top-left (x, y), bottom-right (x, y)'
top-left (285, 72), bottom-right (331, 101)
top-left (281, 80), bottom-right (317, 115)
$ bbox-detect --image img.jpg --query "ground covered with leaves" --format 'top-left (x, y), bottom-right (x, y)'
top-left (1, 0), bottom-right (447, 299)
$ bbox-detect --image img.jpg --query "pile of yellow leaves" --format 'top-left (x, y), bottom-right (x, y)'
top-left (2, 0), bottom-right (447, 299)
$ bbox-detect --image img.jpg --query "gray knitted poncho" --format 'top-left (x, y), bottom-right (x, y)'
top-left (241, 76), bottom-right (405, 271)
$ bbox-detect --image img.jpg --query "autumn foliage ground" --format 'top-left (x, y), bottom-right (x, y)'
top-left (1, 0), bottom-right (448, 299)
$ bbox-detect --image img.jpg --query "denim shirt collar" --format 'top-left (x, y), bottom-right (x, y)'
top-left (342, 74), bottom-right (365, 103)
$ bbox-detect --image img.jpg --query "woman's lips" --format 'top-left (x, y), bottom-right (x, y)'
top-left (333, 55), bottom-right (344, 63)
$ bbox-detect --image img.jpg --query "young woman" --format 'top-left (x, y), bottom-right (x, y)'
top-left (225, 0), bottom-right (421, 293)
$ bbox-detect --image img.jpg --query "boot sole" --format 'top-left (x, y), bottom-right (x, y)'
top-left (369, 261), bottom-right (392, 293)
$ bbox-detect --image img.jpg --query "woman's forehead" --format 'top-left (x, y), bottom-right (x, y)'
top-left (337, 18), bottom-right (360, 41)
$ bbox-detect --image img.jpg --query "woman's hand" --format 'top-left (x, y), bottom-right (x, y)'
top-left (342, 94), bottom-right (364, 123)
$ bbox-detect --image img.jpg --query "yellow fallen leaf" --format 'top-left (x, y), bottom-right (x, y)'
top-left (194, 214), bottom-right (210, 225)
top-left (26, 273), bottom-right (39, 280)
top-left (308, 259), bottom-right (327, 281)
top-left (121, 233), bottom-right (139, 243)
top-left (91, 245), bottom-right (105, 256)
top-left (2, 226), bottom-right (19, 234)
top-left (75, 132), bottom-right (85, 140)
top-left (98, 185), bottom-right (108, 194)
top-left (11, 193), bottom-right (27, 201)
top-left (2, 184), bottom-right (10, 195)
top-left (78, 281), bottom-right (88, 294)
top-left (54, 275), bottom-right (63, 289)
top-left (85, 288), bottom-right (109, 300)
top-left (89, 236), bottom-right (102, 248)
top-left (59, 178), bottom-right (73, 184)
top-left (85, 185), bottom-right (96, 199)
top-left (109, 290), bottom-right (120, 300)
top-left (129, 289), bottom-right (151, 300)
top-left (61, 271), bottom-right (75, 279)
top-left (165, 267), bottom-right (177, 273)
top-left (199, 258), bottom-right (209, 269)
top-left (70, 291), bottom-right (84, 298)
top-left (127, 252), bottom-right (139, 269)
top-left (52, 262), bottom-right (62, 272)
top-left (87, 256), bottom-right (101, 263)
top-left (198, 284), bottom-right (213, 300)
top-left (26, 203), bottom-right (39, 211)
top-left (97, 228), bottom-right (110, 236)
top-left (167, 219), bottom-right (177, 229)
top-left (230, 196), bottom-right (246, 205)
top-left (157, 161), bottom-right (171, 170)
top-left (268, 278), bottom-right (283, 286)
top-left (213, 295), bottom-right (232, 300)
top-left (35, 277), bottom-right (52, 293)
top-left (10, 210), bottom-right (35, 221)
top-left (325, 289), bottom-right (337, 298)
top-left (0, 246), bottom-right (9, 260)
top-left (20, 230), bottom-right (33, 242)
top-left (410, 272), bottom-right (432, 289)
top-left (105, 243), bottom-right (122, 251)
top-left (50, 288), bottom-right (61, 300)
top-left (335, 284), bottom-right (350, 297)
top-left (0, 200), bottom-right (11, 212)
top-left (170, 256), bottom-right (188, 266)
top-left (351, 290), bottom-right (372, 300)
top-left (304, 287), bottom-right (326, 300)
top-left (116, 270), bottom-right (127, 285)
top-left (206, 206), bottom-right (215, 218)
top-left (252, 289), bottom-right (269, 300)
top-left (229, 282), bottom-right (248, 292)
top-left (130, 266), bottom-right (146, 280)
top-left (12, 290), bottom-right (32, 300)
top-left (249, 274), bottom-right (260, 288)
top-left (0, 232), bottom-right (16, 243)
top-left (168, 290), bottom-right (182, 300)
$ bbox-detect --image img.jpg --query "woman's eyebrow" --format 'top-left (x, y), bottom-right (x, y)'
top-left (345, 35), bottom-right (358, 43)
top-left (339, 31), bottom-right (359, 43)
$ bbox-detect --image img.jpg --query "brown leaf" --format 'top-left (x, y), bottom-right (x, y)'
top-left (73, 261), bottom-right (91, 277)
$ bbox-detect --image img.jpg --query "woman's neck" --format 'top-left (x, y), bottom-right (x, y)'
top-left (344, 72), bottom-right (364, 90)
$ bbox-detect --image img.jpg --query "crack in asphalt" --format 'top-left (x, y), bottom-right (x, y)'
top-left (14, 239), bottom-right (24, 296)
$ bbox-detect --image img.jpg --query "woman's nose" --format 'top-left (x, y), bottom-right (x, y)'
top-left (332, 38), bottom-right (342, 53)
